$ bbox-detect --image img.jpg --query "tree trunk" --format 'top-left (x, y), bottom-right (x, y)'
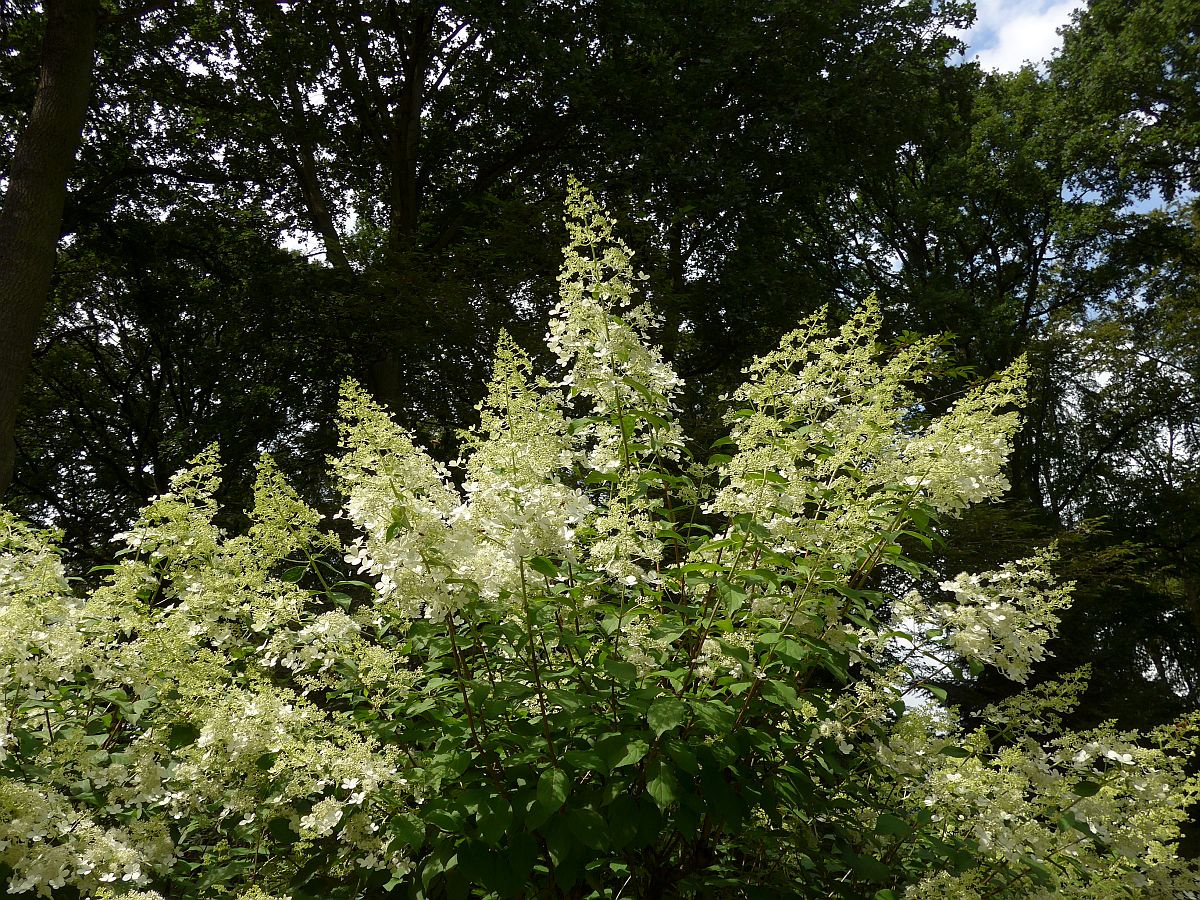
top-left (284, 78), bottom-right (352, 271)
top-left (0, 0), bottom-right (100, 495)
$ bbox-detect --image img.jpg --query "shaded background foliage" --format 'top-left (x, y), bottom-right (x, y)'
top-left (1, 0), bottom-right (1198, 771)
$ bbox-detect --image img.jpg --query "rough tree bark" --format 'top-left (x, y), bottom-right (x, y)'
top-left (0, 0), bottom-right (100, 495)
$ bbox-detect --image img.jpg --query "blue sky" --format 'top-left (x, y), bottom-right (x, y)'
top-left (957, 0), bottom-right (1086, 71)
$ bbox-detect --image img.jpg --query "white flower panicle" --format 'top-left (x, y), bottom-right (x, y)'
top-left (245, 454), bottom-right (335, 566)
top-left (0, 515), bottom-right (69, 603)
top-left (549, 178), bottom-right (683, 434)
top-left (981, 666), bottom-right (1092, 737)
top-left (900, 548), bottom-right (1073, 683)
top-left (892, 361), bottom-right (1027, 516)
top-left (548, 178), bottom-right (685, 478)
top-left (886, 705), bottom-right (1200, 897)
top-left (336, 335), bottom-right (595, 615)
top-left (0, 780), bottom-right (160, 895)
top-left (0, 513), bottom-right (84, 700)
top-left (113, 445), bottom-right (225, 567)
top-left (334, 380), bottom-right (465, 619)
top-left (710, 298), bottom-right (1026, 580)
top-left (545, 179), bottom-right (688, 585)
top-left (453, 331), bottom-right (593, 597)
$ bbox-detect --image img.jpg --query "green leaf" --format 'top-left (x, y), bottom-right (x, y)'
top-left (596, 733), bottom-right (651, 770)
top-left (423, 800), bottom-right (464, 832)
top-left (774, 638), bottom-right (808, 667)
top-left (1058, 810), bottom-right (1097, 838)
top-left (603, 658), bottom-right (638, 683)
top-left (938, 745), bottom-right (971, 759)
top-left (459, 840), bottom-right (519, 895)
top-left (476, 795), bottom-right (513, 846)
top-left (663, 739), bottom-right (699, 774)
top-left (692, 699), bottom-right (736, 733)
top-left (564, 749), bottom-right (606, 772)
top-left (1072, 780), bottom-right (1102, 797)
top-left (526, 556), bottom-right (558, 578)
top-left (430, 751), bottom-right (472, 780)
top-left (267, 817), bottom-right (299, 844)
top-left (605, 794), bottom-right (639, 849)
top-left (332, 579), bottom-right (375, 591)
top-left (676, 561), bottom-right (727, 576)
top-left (537, 768), bottom-right (570, 813)
top-left (566, 807), bottom-right (609, 850)
top-left (646, 758), bottom-right (679, 810)
top-left (847, 852), bottom-right (890, 883)
top-left (506, 831), bottom-right (539, 882)
top-left (762, 679), bottom-right (798, 708)
top-left (391, 812), bottom-right (426, 850)
top-left (647, 699), bottom-right (686, 737)
top-left (545, 688), bottom-right (587, 712)
top-left (874, 813), bottom-right (910, 836)
top-left (255, 752), bottom-right (278, 771)
top-left (168, 723), bottom-right (200, 749)
top-left (280, 565), bottom-right (307, 583)
top-left (523, 792), bottom-right (556, 831)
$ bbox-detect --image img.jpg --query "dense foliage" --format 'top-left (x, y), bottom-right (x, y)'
top-left (2, 187), bottom-right (1196, 898)
top-left (2, 0), bottom-right (1197, 740)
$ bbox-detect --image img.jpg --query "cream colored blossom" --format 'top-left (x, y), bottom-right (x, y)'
top-left (709, 298), bottom-right (1026, 605)
top-left (900, 548), bottom-right (1073, 683)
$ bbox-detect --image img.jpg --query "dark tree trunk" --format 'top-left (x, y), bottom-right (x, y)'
top-left (285, 77), bottom-right (352, 271)
top-left (0, 0), bottom-right (100, 495)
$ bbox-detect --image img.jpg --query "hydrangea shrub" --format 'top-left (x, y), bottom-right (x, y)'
top-left (1, 181), bottom-right (1197, 898)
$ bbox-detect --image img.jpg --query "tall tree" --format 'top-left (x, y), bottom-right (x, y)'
top-left (4, 0), bottom-right (974, 535)
top-left (15, 202), bottom-right (350, 563)
top-left (1052, 0), bottom-right (1199, 204)
top-left (0, 0), bottom-right (100, 494)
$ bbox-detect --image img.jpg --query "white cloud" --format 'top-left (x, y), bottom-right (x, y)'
top-left (959, 0), bottom-right (1085, 72)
